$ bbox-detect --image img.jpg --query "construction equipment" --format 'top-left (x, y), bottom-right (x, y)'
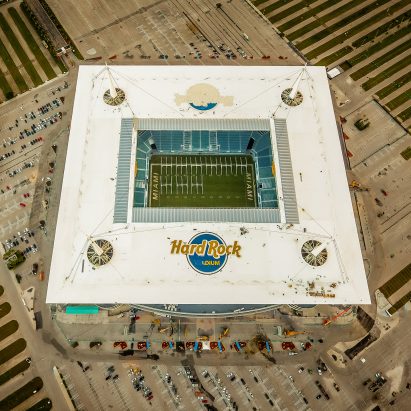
top-left (323, 307), bottom-right (352, 326)
top-left (283, 330), bottom-right (305, 337)
top-left (219, 327), bottom-right (229, 339)
top-left (349, 180), bottom-right (368, 192)
top-left (198, 336), bottom-right (209, 341)
top-left (159, 327), bottom-right (171, 334)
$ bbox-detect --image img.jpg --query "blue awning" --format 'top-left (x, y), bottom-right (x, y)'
top-left (65, 305), bottom-right (99, 315)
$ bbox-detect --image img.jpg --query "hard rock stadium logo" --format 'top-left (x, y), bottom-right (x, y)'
top-left (170, 232), bottom-right (241, 275)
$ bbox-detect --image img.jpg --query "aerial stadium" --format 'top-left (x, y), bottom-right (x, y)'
top-left (46, 65), bottom-right (370, 316)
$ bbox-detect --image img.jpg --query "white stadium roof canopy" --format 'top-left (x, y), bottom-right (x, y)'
top-left (46, 65), bottom-right (370, 305)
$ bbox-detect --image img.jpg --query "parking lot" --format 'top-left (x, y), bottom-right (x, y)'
top-left (0, 71), bottom-right (76, 409)
top-left (55, 357), bottom-right (376, 411)
top-left (0, 78), bottom-right (70, 251)
top-left (46, 0), bottom-right (300, 65)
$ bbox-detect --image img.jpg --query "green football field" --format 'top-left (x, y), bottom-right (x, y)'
top-left (148, 155), bottom-right (257, 208)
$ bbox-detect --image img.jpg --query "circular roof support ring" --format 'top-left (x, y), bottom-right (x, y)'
top-left (281, 88), bottom-right (303, 107)
top-left (301, 240), bottom-right (328, 267)
top-left (87, 239), bottom-right (114, 267)
top-left (103, 88), bottom-right (126, 106)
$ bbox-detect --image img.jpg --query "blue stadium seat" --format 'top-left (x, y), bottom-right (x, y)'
top-left (134, 188), bottom-right (146, 207)
top-left (136, 169), bottom-right (146, 180)
top-left (192, 131), bottom-right (201, 151)
top-left (257, 156), bottom-right (271, 167)
top-left (137, 158), bottom-right (146, 171)
top-left (258, 148), bottom-right (272, 157)
top-left (258, 166), bottom-right (273, 179)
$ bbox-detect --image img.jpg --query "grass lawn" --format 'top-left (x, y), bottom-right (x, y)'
top-left (0, 320), bottom-right (19, 342)
top-left (0, 359), bottom-right (30, 386)
top-left (306, 0), bottom-right (409, 59)
top-left (340, 25), bottom-right (411, 70)
top-left (386, 88), bottom-right (411, 110)
top-left (287, 0), bottom-right (367, 41)
top-left (388, 291), bottom-right (411, 315)
top-left (19, 3), bottom-right (68, 73)
top-left (0, 13), bottom-right (42, 87)
top-left (261, 0), bottom-right (296, 16)
top-left (400, 146), bottom-right (411, 160)
top-left (268, 0), bottom-right (319, 25)
top-left (278, 0), bottom-right (336, 32)
top-left (379, 263), bottom-right (411, 298)
top-left (301, 0), bottom-right (408, 59)
top-left (8, 8), bottom-right (56, 79)
top-left (27, 398), bottom-right (52, 411)
top-left (362, 55), bottom-right (409, 91)
top-left (352, 11), bottom-right (411, 48)
top-left (398, 105), bottom-right (411, 121)
top-left (0, 377), bottom-right (43, 410)
top-left (0, 37), bottom-right (27, 92)
top-left (0, 338), bottom-right (27, 366)
top-left (253, 0), bottom-right (269, 5)
top-left (350, 39), bottom-right (411, 80)
top-left (0, 302), bottom-right (11, 319)
top-left (376, 71), bottom-right (411, 99)
top-left (148, 155), bottom-right (257, 208)
top-left (316, 46), bottom-right (352, 66)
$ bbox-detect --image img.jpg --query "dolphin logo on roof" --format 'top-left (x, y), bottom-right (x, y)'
top-left (175, 83), bottom-right (233, 111)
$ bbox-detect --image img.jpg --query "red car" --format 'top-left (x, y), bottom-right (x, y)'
top-left (23, 193), bottom-right (30, 198)
top-left (113, 341), bottom-right (127, 349)
top-left (19, 203), bottom-right (26, 207)
top-left (281, 342), bottom-right (296, 351)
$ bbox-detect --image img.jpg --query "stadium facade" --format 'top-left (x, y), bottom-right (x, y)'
top-left (46, 65), bottom-right (370, 315)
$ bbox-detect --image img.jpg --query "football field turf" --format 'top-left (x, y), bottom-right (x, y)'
top-left (148, 155), bottom-right (257, 208)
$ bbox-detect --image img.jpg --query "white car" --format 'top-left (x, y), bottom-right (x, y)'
top-left (288, 351), bottom-right (298, 356)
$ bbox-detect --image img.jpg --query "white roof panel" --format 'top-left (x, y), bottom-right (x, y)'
top-left (46, 65), bottom-right (370, 305)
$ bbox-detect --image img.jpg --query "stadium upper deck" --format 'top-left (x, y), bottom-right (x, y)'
top-left (46, 65), bottom-right (370, 306)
